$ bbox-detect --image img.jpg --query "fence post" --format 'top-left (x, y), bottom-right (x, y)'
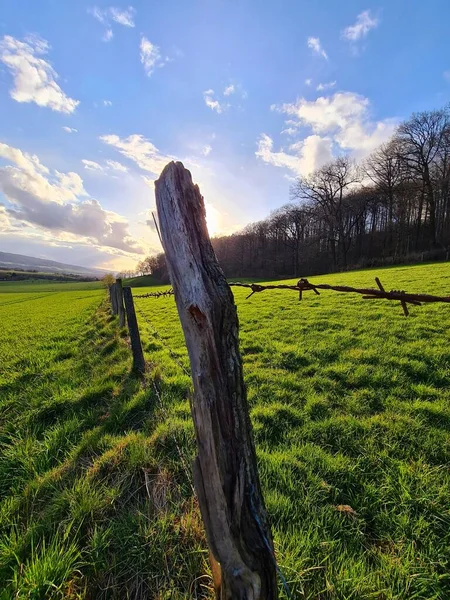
top-left (108, 285), bottom-right (113, 312)
top-left (110, 283), bottom-right (118, 314)
top-left (155, 161), bottom-right (278, 599)
top-left (123, 286), bottom-right (145, 374)
top-left (115, 278), bottom-right (125, 327)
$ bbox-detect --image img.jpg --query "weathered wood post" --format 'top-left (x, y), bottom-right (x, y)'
top-left (115, 278), bottom-right (125, 327)
top-left (123, 286), bottom-right (145, 374)
top-left (155, 161), bottom-right (278, 599)
top-left (110, 283), bottom-right (118, 314)
top-left (108, 285), bottom-right (114, 312)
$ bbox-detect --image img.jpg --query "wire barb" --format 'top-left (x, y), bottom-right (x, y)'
top-left (133, 277), bottom-right (450, 316)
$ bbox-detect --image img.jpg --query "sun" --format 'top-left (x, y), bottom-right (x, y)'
top-left (205, 203), bottom-right (221, 237)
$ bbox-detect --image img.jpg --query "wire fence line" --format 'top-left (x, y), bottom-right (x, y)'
top-left (134, 301), bottom-right (195, 496)
top-left (133, 276), bottom-right (450, 317)
top-left (135, 301), bottom-right (191, 378)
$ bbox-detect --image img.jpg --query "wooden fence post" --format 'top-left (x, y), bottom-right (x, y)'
top-left (110, 283), bottom-right (118, 314)
top-left (108, 285), bottom-right (113, 312)
top-left (123, 286), bottom-right (145, 374)
top-left (155, 161), bottom-right (278, 599)
top-left (115, 278), bottom-right (125, 327)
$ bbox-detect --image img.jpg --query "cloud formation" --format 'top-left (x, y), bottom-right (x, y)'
top-left (307, 37), bottom-right (328, 59)
top-left (276, 92), bottom-right (396, 153)
top-left (62, 126), bottom-right (78, 133)
top-left (316, 81), bottom-right (336, 91)
top-left (106, 160), bottom-right (128, 172)
top-left (203, 89), bottom-right (227, 113)
top-left (89, 5), bottom-right (136, 41)
top-left (82, 159), bottom-right (103, 171)
top-left (0, 35), bottom-right (79, 113)
top-left (224, 84), bottom-right (235, 96)
top-left (258, 91), bottom-right (397, 176)
top-left (100, 133), bottom-right (172, 176)
top-left (0, 142), bottom-right (144, 254)
top-left (140, 36), bottom-right (167, 76)
top-left (342, 10), bottom-right (379, 41)
top-left (256, 133), bottom-right (333, 177)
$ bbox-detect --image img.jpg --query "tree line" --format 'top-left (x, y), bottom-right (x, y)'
top-left (136, 104), bottom-right (450, 281)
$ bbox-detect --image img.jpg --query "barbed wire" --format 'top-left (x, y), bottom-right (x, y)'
top-left (134, 277), bottom-right (450, 316)
top-left (134, 289), bottom-right (174, 299)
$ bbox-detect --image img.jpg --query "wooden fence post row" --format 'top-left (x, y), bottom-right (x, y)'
top-left (123, 286), bottom-right (145, 374)
top-left (155, 161), bottom-right (278, 599)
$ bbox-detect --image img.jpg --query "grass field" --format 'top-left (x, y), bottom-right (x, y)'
top-left (1, 263), bottom-right (450, 599)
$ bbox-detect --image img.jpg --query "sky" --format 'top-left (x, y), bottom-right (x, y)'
top-left (0, 1), bottom-right (449, 271)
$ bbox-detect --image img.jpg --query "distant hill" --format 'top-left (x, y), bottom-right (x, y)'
top-left (0, 251), bottom-right (107, 277)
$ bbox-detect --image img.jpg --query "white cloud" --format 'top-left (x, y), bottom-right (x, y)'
top-left (260, 91), bottom-right (397, 176)
top-left (89, 6), bottom-right (107, 24)
top-left (0, 142), bottom-right (84, 203)
top-left (110, 7), bottom-right (135, 27)
top-left (305, 78), bottom-right (312, 86)
top-left (89, 6), bottom-right (135, 41)
top-left (256, 133), bottom-right (333, 177)
top-left (141, 175), bottom-right (154, 189)
top-left (82, 159), bottom-right (103, 171)
top-left (100, 133), bottom-right (172, 176)
top-left (342, 10), bottom-right (379, 41)
top-left (274, 92), bottom-right (396, 155)
top-left (0, 35), bottom-right (79, 113)
top-left (281, 127), bottom-right (298, 136)
top-left (316, 81), bottom-right (336, 91)
top-left (106, 159), bottom-right (128, 172)
top-left (224, 84), bottom-right (235, 96)
top-left (444, 71), bottom-right (450, 82)
top-left (103, 99), bottom-right (113, 106)
top-left (140, 36), bottom-right (167, 76)
top-left (203, 89), bottom-right (227, 113)
top-left (307, 37), bottom-right (328, 59)
top-left (0, 205), bottom-right (12, 231)
top-left (62, 126), bottom-right (78, 133)
top-left (202, 145), bottom-right (212, 156)
top-left (103, 29), bottom-right (114, 42)
top-left (0, 142), bottom-right (144, 254)
top-left (88, 6), bottom-right (136, 29)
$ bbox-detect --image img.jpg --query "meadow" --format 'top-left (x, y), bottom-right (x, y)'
top-left (1, 262), bottom-right (450, 599)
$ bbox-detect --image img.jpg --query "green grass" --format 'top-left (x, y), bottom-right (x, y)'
top-left (1, 262), bottom-right (450, 598)
top-left (125, 274), bottom-right (160, 287)
top-left (0, 280), bottom-right (103, 293)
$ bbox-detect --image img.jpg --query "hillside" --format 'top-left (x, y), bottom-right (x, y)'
top-left (0, 251), bottom-right (106, 277)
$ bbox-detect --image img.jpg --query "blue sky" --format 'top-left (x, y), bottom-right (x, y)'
top-left (0, 0), bottom-right (449, 270)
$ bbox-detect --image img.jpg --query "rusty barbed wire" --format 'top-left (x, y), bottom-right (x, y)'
top-left (133, 277), bottom-right (450, 316)
top-left (134, 288), bottom-right (174, 299)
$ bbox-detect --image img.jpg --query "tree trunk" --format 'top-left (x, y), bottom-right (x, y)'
top-left (155, 161), bottom-right (278, 600)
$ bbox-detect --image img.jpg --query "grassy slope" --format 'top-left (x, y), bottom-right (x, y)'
top-left (0, 280), bottom-right (103, 293)
top-left (1, 262), bottom-right (450, 599)
top-left (125, 275), bottom-right (160, 288)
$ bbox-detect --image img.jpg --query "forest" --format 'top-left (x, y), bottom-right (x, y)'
top-left (131, 105), bottom-right (450, 281)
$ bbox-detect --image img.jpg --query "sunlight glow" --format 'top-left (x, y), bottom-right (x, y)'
top-left (205, 202), bottom-right (221, 237)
